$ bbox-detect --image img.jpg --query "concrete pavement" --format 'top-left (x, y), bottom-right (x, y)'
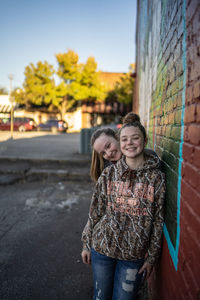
top-left (0, 177), bottom-right (94, 299)
top-left (0, 132), bottom-right (91, 184)
top-left (0, 131), bottom-right (89, 161)
top-left (0, 131), bottom-right (94, 300)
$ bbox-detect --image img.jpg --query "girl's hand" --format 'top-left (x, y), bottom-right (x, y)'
top-left (138, 262), bottom-right (153, 279)
top-left (81, 250), bottom-right (91, 264)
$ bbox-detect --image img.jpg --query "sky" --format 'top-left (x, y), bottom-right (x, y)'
top-left (0, 0), bottom-right (137, 92)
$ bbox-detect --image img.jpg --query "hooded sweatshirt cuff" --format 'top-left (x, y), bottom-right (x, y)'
top-left (145, 255), bottom-right (156, 265)
top-left (82, 243), bottom-right (91, 251)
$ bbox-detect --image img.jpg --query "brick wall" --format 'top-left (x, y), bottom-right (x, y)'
top-left (135, 0), bottom-right (200, 299)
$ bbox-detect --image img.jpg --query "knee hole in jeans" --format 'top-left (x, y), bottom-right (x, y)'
top-left (122, 268), bottom-right (138, 293)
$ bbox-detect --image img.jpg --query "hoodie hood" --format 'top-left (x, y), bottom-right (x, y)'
top-left (117, 153), bottom-right (161, 180)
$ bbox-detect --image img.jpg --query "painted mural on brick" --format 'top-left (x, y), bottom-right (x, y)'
top-left (136, 0), bottom-right (187, 270)
top-left (136, 0), bottom-right (200, 298)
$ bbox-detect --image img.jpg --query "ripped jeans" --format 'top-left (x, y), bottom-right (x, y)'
top-left (91, 248), bottom-right (144, 300)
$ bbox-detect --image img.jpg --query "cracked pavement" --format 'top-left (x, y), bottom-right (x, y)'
top-left (0, 132), bottom-right (94, 300)
top-left (0, 178), bottom-right (94, 300)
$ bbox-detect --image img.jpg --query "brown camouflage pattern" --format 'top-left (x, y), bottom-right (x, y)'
top-left (82, 154), bottom-right (165, 265)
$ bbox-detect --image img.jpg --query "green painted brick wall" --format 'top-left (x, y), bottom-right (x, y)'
top-left (135, 0), bottom-right (200, 298)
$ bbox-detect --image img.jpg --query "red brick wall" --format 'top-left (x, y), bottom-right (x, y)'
top-left (135, 0), bottom-right (200, 298)
top-left (179, 0), bottom-right (200, 297)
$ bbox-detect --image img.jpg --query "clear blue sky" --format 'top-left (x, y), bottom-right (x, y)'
top-left (0, 0), bottom-right (137, 92)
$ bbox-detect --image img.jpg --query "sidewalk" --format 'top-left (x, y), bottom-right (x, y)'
top-left (0, 132), bottom-right (92, 184)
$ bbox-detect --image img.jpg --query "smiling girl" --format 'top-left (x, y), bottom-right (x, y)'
top-left (81, 113), bottom-right (165, 300)
top-left (90, 113), bottom-right (159, 182)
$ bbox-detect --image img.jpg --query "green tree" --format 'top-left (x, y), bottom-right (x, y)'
top-left (22, 61), bottom-right (57, 109)
top-left (0, 87), bottom-right (8, 95)
top-left (14, 50), bottom-right (107, 118)
top-left (106, 71), bottom-right (134, 104)
top-left (114, 73), bottom-right (134, 104)
top-left (14, 61), bottom-right (68, 117)
top-left (56, 50), bottom-right (106, 115)
top-left (12, 88), bottom-right (26, 106)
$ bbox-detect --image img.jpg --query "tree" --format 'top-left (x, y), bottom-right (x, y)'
top-left (0, 87), bottom-right (8, 95)
top-left (114, 73), bottom-right (134, 104)
top-left (105, 70), bottom-right (134, 104)
top-left (55, 50), bottom-right (106, 115)
top-left (14, 52), bottom-right (106, 118)
top-left (23, 61), bottom-right (57, 109)
top-left (13, 61), bottom-right (57, 110)
top-left (15, 50), bottom-right (134, 118)
top-left (14, 61), bottom-right (69, 117)
top-left (12, 88), bottom-right (26, 106)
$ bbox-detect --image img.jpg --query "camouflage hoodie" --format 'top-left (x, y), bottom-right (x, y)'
top-left (82, 154), bottom-right (165, 265)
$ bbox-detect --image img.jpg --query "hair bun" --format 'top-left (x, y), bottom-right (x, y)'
top-left (123, 112), bottom-right (140, 124)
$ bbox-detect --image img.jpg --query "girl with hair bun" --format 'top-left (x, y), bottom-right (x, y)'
top-left (123, 112), bottom-right (141, 124)
top-left (81, 112), bottom-right (165, 300)
top-left (118, 112), bottom-right (147, 142)
top-left (90, 112), bottom-right (157, 182)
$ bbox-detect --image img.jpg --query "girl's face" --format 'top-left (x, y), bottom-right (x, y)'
top-left (120, 126), bottom-right (146, 159)
top-left (93, 134), bottom-right (121, 162)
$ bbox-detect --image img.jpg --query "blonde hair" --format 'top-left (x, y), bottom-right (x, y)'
top-left (90, 149), bottom-right (105, 182)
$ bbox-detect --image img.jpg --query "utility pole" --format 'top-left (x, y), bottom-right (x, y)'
top-left (8, 74), bottom-right (14, 139)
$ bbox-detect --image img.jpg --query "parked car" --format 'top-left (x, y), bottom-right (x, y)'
top-left (37, 119), bottom-right (68, 133)
top-left (0, 117), bottom-right (37, 132)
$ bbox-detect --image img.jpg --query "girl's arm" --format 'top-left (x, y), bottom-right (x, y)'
top-left (81, 173), bottom-right (107, 251)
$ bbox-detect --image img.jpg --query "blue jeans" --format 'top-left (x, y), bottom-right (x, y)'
top-left (91, 248), bottom-right (144, 300)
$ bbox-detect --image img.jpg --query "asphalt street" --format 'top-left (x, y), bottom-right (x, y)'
top-left (0, 132), bottom-right (94, 300)
top-left (0, 178), bottom-right (94, 300)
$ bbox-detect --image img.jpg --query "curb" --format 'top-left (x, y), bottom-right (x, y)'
top-left (0, 155), bottom-right (91, 165)
top-left (0, 156), bottom-right (92, 185)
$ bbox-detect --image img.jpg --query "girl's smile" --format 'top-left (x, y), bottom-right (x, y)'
top-left (120, 126), bottom-right (146, 159)
top-left (93, 134), bottom-right (121, 162)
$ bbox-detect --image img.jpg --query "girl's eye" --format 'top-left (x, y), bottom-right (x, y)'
top-left (106, 143), bottom-right (110, 149)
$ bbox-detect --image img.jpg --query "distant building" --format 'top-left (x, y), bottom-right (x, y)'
top-left (0, 95), bottom-right (13, 115)
top-left (99, 71), bottom-right (125, 90)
